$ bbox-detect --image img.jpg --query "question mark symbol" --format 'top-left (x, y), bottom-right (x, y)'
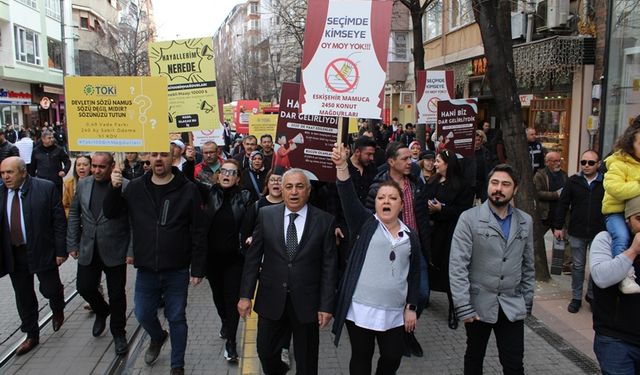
top-left (133, 95), bottom-right (152, 124)
top-left (150, 119), bottom-right (157, 129)
top-left (130, 86), bottom-right (135, 95)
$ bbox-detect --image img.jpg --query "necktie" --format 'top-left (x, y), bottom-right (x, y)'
top-left (286, 213), bottom-right (299, 259)
top-left (11, 189), bottom-right (24, 246)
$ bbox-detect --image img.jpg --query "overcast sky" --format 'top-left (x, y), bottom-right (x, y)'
top-left (153, 0), bottom-right (245, 41)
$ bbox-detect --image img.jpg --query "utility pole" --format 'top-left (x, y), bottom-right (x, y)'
top-left (60, 0), bottom-right (66, 77)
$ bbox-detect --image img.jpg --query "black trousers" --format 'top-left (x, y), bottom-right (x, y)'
top-left (257, 295), bottom-right (319, 375)
top-left (76, 250), bottom-right (127, 336)
top-left (9, 246), bottom-right (64, 339)
top-left (207, 256), bottom-right (243, 343)
top-left (463, 308), bottom-right (524, 375)
top-left (345, 320), bottom-right (405, 375)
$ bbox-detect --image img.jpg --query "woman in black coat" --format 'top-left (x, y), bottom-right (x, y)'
top-left (425, 150), bottom-right (474, 330)
top-left (203, 159), bottom-right (252, 362)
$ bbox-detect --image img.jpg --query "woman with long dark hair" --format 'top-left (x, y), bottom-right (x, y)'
top-left (203, 159), bottom-right (252, 362)
top-left (63, 155), bottom-right (92, 216)
top-left (425, 150), bottom-right (474, 329)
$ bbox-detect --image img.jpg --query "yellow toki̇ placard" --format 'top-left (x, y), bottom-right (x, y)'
top-left (249, 114), bottom-right (278, 140)
top-left (148, 37), bottom-right (220, 132)
top-left (65, 76), bottom-right (169, 152)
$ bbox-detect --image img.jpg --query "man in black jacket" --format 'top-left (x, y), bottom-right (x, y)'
top-left (553, 150), bottom-right (605, 313)
top-left (30, 130), bottom-right (70, 198)
top-left (104, 147), bottom-right (206, 375)
top-left (0, 131), bottom-right (19, 165)
top-left (0, 157), bottom-right (67, 355)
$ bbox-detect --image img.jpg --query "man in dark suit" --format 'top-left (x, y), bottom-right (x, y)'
top-left (238, 168), bottom-right (338, 375)
top-left (67, 152), bottom-right (131, 355)
top-left (0, 156), bottom-right (67, 355)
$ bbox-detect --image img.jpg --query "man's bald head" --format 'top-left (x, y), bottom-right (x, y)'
top-left (1, 156), bottom-right (28, 189)
top-left (544, 151), bottom-right (562, 172)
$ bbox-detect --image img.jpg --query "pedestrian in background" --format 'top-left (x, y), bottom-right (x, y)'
top-left (425, 149), bottom-right (474, 330)
top-left (553, 150), bottom-right (605, 313)
top-left (30, 129), bottom-right (71, 199)
top-left (62, 155), bottom-right (92, 216)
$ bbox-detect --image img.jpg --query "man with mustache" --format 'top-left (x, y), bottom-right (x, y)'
top-left (449, 164), bottom-right (535, 374)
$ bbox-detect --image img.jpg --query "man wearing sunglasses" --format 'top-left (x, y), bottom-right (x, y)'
top-left (552, 150), bottom-right (605, 313)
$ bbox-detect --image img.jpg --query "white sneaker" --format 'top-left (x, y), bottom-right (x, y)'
top-left (619, 269), bottom-right (640, 294)
top-left (281, 348), bottom-right (290, 368)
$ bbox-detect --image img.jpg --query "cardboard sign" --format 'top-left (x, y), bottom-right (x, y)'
top-left (249, 114), bottom-right (278, 140)
top-left (276, 82), bottom-right (348, 182)
top-left (416, 70), bottom-right (454, 125)
top-left (65, 76), bottom-right (169, 152)
top-left (148, 37), bottom-right (220, 131)
top-left (436, 98), bottom-right (478, 157)
top-left (299, 0), bottom-right (393, 119)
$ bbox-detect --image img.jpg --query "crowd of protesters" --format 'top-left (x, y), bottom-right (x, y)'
top-left (0, 114), bottom-right (639, 375)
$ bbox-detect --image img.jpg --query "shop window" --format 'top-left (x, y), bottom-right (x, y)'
top-left (47, 38), bottom-right (63, 70)
top-left (449, 0), bottom-right (475, 31)
top-left (528, 98), bottom-right (571, 172)
top-left (422, 0), bottom-right (443, 41)
top-left (14, 25), bottom-right (42, 66)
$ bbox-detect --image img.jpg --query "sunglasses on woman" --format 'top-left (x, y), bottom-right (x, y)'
top-left (580, 160), bottom-right (597, 166)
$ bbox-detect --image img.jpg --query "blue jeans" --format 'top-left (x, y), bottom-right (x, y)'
top-left (135, 268), bottom-right (190, 369)
top-left (594, 334), bottom-right (640, 374)
top-left (568, 236), bottom-right (594, 301)
top-left (606, 214), bottom-right (631, 257)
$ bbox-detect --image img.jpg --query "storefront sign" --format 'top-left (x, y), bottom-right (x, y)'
top-left (519, 94), bottom-right (534, 107)
top-left (277, 82), bottom-right (347, 182)
top-left (416, 70), bottom-right (454, 124)
top-left (299, 0), bottom-right (393, 119)
top-left (64, 76), bottom-right (169, 152)
top-left (436, 98), bottom-right (478, 157)
top-left (0, 88), bottom-right (32, 105)
top-left (148, 37), bottom-right (220, 131)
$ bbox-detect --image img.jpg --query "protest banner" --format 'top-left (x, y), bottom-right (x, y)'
top-left (249, 114), bottom-right (278, 140)
top-left (416, 70), bottom-right (454, 125)
top-left (192, 127), bottom-right (225, 147)
top-left (148, 37), bottom-right (220, 131)
top-left (436, 98), bottom-right (478, 157)
top-left (65, 76), bottom-right (169, 152)
top-left (276, 82), bottom-right (348, 182)
top-left (299, 0), bottom-right (392, 119)
top-left (235, 100), bottom-right (260, 134)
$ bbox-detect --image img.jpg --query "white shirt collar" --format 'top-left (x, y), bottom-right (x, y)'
top-left (374, 214), bottom-right (411, 245)
top-left (285, 204), bottom-right (308, 220)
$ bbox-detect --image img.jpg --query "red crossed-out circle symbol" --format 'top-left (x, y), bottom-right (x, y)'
top-left (324, 58), bottom-right (359, 93)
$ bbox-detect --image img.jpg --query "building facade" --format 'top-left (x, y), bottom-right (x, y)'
top-left (421, 0), bottom-right (599, 175)
top-left (0, 0), bottom-right (75, 129)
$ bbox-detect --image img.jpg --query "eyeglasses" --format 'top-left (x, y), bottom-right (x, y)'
top-left (220, 168), bottom-right (239, 176)
top-left (143, 161), bottom-right (151, 166)
top-left (580, 160), bottom-right (597, 166)
top-left (268, 177), bottom-right (282, 183)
